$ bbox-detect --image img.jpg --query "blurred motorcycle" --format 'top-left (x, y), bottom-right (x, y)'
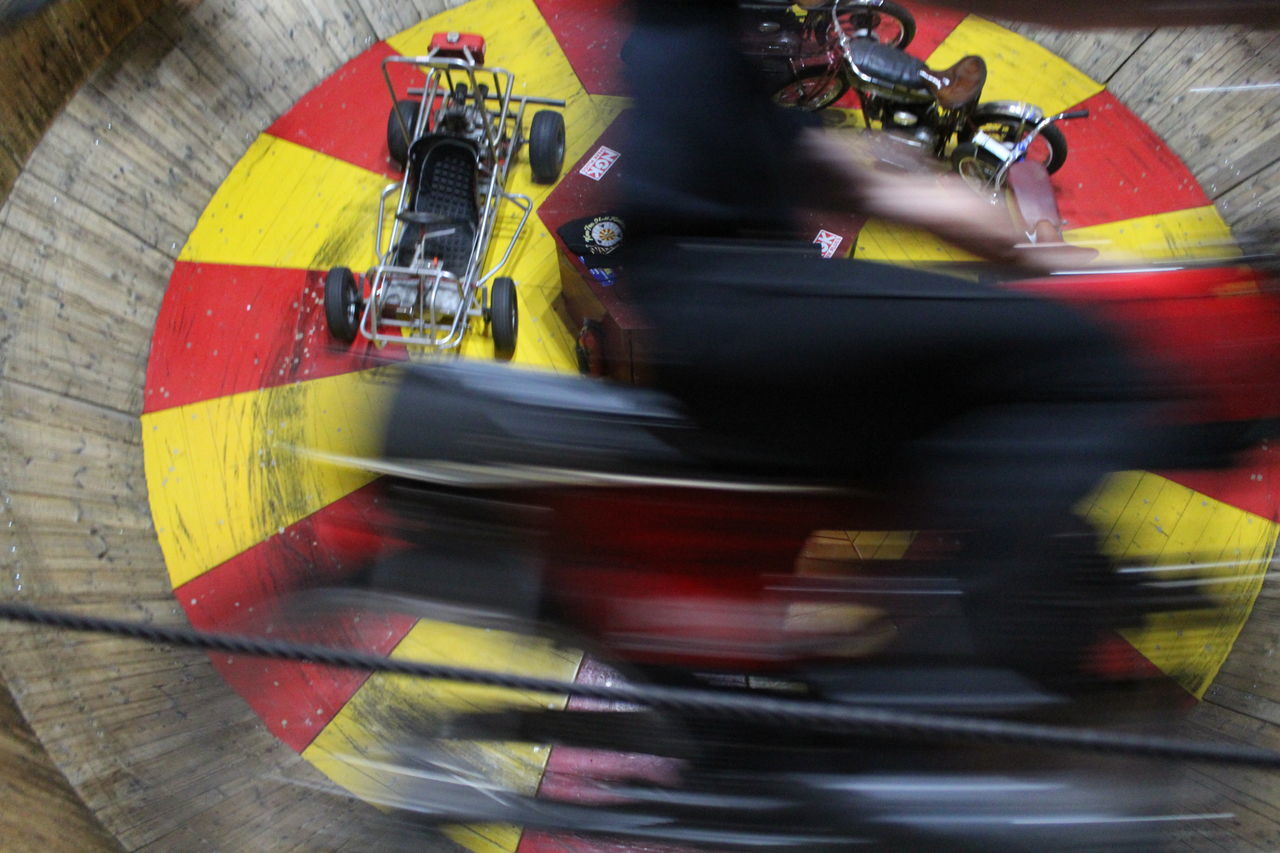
top-left (295, 251), bottom-right (1280, 848)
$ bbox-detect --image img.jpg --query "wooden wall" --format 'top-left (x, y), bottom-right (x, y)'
top-left (0, 0), bottom-right (173, 204)
top-left (0, 1), bottom-right (466, 849)
top-left (1007, 22), bottom-right (1280, 239)
top-left (0, 3), bottom-right (1277, 851)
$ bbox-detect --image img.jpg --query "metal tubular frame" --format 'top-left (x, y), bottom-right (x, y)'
top-left (355, 50), bottom-right (564, 350)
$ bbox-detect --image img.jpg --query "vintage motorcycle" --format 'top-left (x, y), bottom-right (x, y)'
top-left (743, 0), bottom-right (917, 110)
top-left (954, 106), bottom-right (1095, 255)
top-left (745, 0), bottom-right (1073, 181)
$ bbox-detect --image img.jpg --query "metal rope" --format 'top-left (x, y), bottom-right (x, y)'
top-left (2, 599), bottom-right (1277, 769)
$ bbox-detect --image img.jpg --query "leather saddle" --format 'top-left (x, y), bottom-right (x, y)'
top-left (844, 39), bottom-right (986, 110)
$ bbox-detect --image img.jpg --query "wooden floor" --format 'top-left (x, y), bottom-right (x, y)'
top-left (0, 1), bottom-right (1278, 850)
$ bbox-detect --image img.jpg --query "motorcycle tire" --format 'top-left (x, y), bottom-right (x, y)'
top-left (835, 0), bottom-right (916, 51)
top-left (970, 111), bottom-right (1069, 174)
top-left (771, 66), bottom-right (850, 111)
top-left (951, 142), bottom-right (1003, 192)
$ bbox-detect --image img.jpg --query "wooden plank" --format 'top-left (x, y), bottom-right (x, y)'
top-left (0, 680), bottom-right (121, 853)
top-left (1107, 27), bottom-right (1280, 202)
top-left (0, 0), bottom-right (160, 204)
top-left (1000, 22), bottom-right (1155, 82)
top-left (0, 178), bottom-right (172, 413)
top-left (0, 3), bottom-right (1277, 852)
top-left (0, 3), bottom-right (462, 850)
top-left (1218, 158), bottom-right (1280, 236)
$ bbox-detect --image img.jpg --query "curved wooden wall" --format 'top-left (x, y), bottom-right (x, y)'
top-left (0, 3), bottom-right (1276, 850)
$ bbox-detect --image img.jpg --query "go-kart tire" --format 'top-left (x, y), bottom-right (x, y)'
top-left (491, 276), bottom-right (518, 361)
top-left (836, 0), bottom-right (916, 51)
top-left (324, 266), bottom-right (361, 343)
top-left (528, 110), bottom-right (566, 184)
top-left (386, 98), bottom-right (420, 170)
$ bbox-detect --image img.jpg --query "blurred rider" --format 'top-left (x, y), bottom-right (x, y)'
top-left (620, 0), bottom-right (1157, 680)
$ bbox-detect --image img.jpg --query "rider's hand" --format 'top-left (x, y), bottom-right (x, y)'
top-left (796, 128), bottom-right (1086, 273)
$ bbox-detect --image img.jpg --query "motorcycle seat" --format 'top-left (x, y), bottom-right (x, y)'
top-left (931, 54), bottom-right (987, 110)
top-left (382, 360), bottom-right (848, 489)
top-left (844, 40), bottom-right (986, 110)
top-left (844, 39), bottom-right (929, 91)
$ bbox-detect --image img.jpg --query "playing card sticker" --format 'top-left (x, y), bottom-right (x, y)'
top-left (813, 229), bottom-right (844, 259)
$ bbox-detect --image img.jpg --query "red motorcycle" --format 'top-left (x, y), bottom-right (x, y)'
top-left (291, 253), bottom-right (1280, 848)
top-left (326, 255), bottom-right (1280, 673)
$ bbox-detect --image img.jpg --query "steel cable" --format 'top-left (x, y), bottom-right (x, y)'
top-left (2, 599), bottom-right (1277, 769)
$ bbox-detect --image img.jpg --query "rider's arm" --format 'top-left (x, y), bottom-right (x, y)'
top-left (794, 128), bottom-right (1079, 271)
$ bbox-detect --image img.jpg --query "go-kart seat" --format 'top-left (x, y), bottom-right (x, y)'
top-left (395, 137), bottom-right (480, 275)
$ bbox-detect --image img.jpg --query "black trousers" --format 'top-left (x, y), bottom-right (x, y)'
top-left (628, 239), bottom-right (1159, 672)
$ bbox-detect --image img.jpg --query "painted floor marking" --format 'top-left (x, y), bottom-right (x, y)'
top-left (144, 369), bottom-right (395, 588)
top-left (178, 134), bottom-right (392, 272)
top-left (145, 261), bottom-right (404, 413)
top-left (1082, 470), bottom-right (1279, 698)
top-left (175, 482), bottom-right (415, 752)
top-left (1064, 204), bottom-right (1237, 263)
top-left (302, 618), bottom-right (582, 853)
top-left (853, 218), bottom-right (983, 265)
top-left (926, 15), bottom-right (1104, 116)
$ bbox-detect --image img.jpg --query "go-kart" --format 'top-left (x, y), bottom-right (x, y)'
top-left (324, 32), bottom-right (567, 359)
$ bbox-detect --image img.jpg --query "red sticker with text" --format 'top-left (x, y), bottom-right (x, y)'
top-left (579, 146), bottom-right (621, 181)
top-left (814, 229), bottom-right (843, 259)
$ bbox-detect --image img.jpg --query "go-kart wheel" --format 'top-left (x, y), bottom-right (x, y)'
top-left (771, 66), bottom-right (850, 111)
top-left (324, 266), bottom-right (361, 343)
top-left (528, 110), bottom-right (566, 184)
top-left (386, 98), bottom-right (420, 170)
top-left (970, 105), bottom-right (1069, 174)
top-left (491, 276), bottom-right (518, 361)
top-left (835, 0), bottom-right (916, 51)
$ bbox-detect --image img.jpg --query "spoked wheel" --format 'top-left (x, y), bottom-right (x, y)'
top-left (951, 142), bottom-right (1004, 196)
top-left (834, 0), bottom-right (916, 50)
top-left (324, 266), bottom-right (361, 342)
top-left (528, 110), bottom-right (566, 184)
top-left (771, 65), bottom-right (850, 111)
top-left (490, 276), bottom-right (518, 361)
top-left (969, 102), bottom-right (1069, 174)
